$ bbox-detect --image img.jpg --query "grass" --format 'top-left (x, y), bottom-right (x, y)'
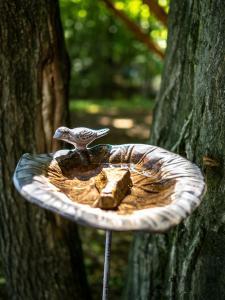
top-left (69, 97), bottom-right (154, 114)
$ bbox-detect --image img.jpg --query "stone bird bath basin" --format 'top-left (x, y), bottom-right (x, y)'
top-left (13, 128), bottom-right (205, 299)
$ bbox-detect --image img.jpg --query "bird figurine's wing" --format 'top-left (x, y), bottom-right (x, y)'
top-left (71, 127), bottom-right (96, 143)
top-left (69, 127), bottom-right (110, 149)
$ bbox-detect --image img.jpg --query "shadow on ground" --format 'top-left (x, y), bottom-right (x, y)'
top-left (70, 109), bottom-right (152, 145)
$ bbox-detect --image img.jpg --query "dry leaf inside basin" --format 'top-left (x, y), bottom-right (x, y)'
top-left (93, 168), bottom-right (133, 209)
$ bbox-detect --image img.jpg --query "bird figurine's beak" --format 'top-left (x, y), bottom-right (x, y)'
top-left (97, 128), bottom-right (110, 137)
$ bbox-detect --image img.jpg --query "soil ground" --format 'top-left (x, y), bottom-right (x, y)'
top-left (70, 109), bottom-right (152, 145)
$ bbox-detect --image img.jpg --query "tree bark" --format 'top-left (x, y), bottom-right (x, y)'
top-left (0, 1), bottom-right (89, 299)
top-left (125, 0), bottom-right (225, 299)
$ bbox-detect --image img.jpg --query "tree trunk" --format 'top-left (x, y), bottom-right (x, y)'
top-left (125, 0), bottom-right (225, 299)
top-left (0, 1), bottom-right (89, 299)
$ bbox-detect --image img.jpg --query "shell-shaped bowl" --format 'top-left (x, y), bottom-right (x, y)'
top-left (13, 144), bottom-right (205, 232)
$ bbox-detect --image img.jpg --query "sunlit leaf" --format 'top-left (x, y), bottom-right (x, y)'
top-left (78, 9), bottom-right (87, 18)
top-left (140, 4), bottom-right (150, 19)
top-left (115, 1), bottom-right (125, 10)
top-left (127, 0), bottom-right (142, 17)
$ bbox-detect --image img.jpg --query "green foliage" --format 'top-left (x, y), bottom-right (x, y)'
top-left (59, 0), bottom-right (167, 99)
top-left (69, 97), bottom-right (154, 113)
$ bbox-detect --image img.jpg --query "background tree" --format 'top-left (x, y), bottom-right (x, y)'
top-left (60, 0), bottom-right (167, 99)
top-left (0, 1), bottom-right (89, 299)
top-left (125, 0), bottom-right (225, 299)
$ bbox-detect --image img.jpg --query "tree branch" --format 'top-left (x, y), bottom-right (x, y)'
top-left (143, 0), bottom-right (168, 26)
top-left (101, 0), bottom-right (165, 59)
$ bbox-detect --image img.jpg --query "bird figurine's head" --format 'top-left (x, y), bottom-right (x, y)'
top-left (53, 126), bottom-right (110, 150)
top-left (53, 126), bottom-right (71, 142)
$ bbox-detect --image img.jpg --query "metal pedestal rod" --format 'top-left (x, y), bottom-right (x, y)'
top-left (102, 230), bottom-right (112, 300)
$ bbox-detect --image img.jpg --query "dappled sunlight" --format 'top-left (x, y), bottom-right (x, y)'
top-left (126, 124), bottom-right (150, 139)
top-left (98, 115), bottom-right (151, 139)
top-left (86, 104), bottom-right (101, 114)
top-left (70, 98), bottom-right (153, 145)
top-left (112, 118), bottom-right (134, 129)
top-left (98, 116), bottom-right (111, 126)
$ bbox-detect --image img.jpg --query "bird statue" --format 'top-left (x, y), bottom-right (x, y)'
top-left (53, 126), bottom-right (110, 150)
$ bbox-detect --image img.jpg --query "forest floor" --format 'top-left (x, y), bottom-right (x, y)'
top-left (70, 98), bottom-right (153, 300)
top-left (70, 98), bottom-right (153, 144)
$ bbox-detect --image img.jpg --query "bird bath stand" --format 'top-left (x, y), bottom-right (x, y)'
top-left (13, 127), bottom-right (205, 300)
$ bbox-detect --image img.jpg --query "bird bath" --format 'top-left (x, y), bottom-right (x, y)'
top-left (13, 127), bottom-right (205, 300)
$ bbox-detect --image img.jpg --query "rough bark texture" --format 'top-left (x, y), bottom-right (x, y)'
top-left (0, 1), bottom-right (89, 300)
top-left (125, 0), bottom-right (225, 299)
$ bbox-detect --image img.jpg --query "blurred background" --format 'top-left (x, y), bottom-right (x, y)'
top-left (60, 0), bottom-right (168, 146)
top-left (59, 0), bottom-right (168, 299)
top-left (0, 1), bottom-right (168, 299)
